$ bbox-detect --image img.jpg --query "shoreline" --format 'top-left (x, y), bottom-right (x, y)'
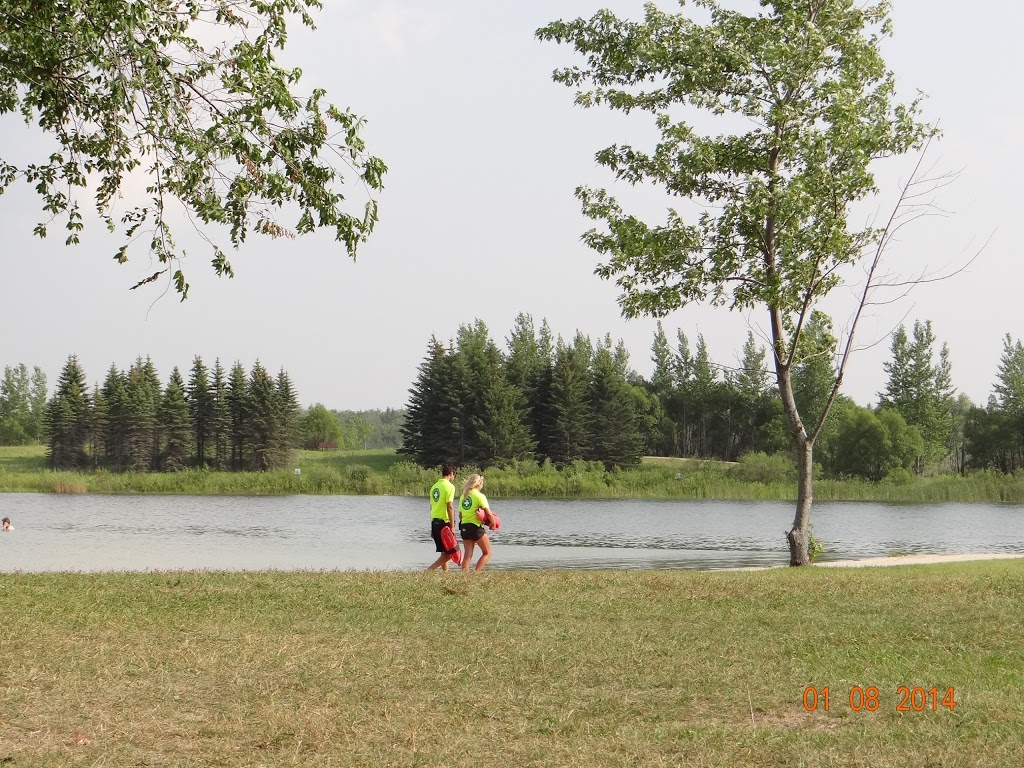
top-left (816, 552), bottom-right (1024, 568)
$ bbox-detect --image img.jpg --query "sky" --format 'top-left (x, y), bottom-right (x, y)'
top-left (0, 0), bottom-right (1020, 412)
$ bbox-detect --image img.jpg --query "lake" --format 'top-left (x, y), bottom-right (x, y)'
top-left (0, 493), bottom-right (1022, 572)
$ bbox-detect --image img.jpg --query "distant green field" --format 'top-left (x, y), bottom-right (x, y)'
top-left (3, 445), bottom-right (1024, 502)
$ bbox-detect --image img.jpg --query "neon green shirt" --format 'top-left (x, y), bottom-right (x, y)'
top-left (459, 488), bottom-right (489, 525)
top-left (429, 478), bottom-right (456, 522)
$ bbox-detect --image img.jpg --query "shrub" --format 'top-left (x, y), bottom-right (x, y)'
top-left (732, 452), bottom-right (797, 484)
top-left (882, 467), bottom-right (915, 486)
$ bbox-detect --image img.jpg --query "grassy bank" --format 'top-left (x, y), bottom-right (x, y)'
top-left (3, 445), bottom-right (1024, 502)
top-left (0, 562), bottom-right (1021, 766)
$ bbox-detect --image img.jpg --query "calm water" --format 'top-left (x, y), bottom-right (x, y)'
top-left (0, 493), bottom-right (1022, 572)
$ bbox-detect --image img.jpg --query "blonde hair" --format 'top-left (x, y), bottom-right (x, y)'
top-left (461, 473), bottom-right (484, 497)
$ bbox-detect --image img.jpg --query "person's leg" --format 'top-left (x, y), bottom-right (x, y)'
top-left (462, 539), bottom-right (476, 573)
top-left (474, 533), bottom-right (492, 572)
top-left (428, 522), bottom-right (450, 571)
top-left (426, 553), bottom-right (450, 571)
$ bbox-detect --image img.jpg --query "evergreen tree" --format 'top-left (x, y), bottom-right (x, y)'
top-left (227, 361), bottom-right (249, 470)
top-left (141, 357), bottom-right (164, 469)
top-left (546, 334), bottom-right (593, 466)
top-left (473, 373), bottom-right (536, 467)
top-left (160, 367), bottom-right (192, 471)
top-left (400, 337), bottom-right (462, 467)
top-left (275, 368), bottom-right (301, 465)
top-left (505, 313), bottom-right (545, 398)
top-left (245, 361), bottom-right (280, 470)
top-left (210, 359), bottom-right (231, 470)
top-left (44, 355), bottom-right (91, 469)
top-left (530, 320), bottom-right (557, 462)
top-left (101, 365), bottom-right (129, 470)
top-left (449, 321), bottom-right (497, 465)
top-left (188, 356), bottom-right (213, 467)
top-left (90, 384), bottom-right (108, 467)
top-left (124, 358), bottom-right (159, 471)
top-left (588, 343), bottom-right (643, 468)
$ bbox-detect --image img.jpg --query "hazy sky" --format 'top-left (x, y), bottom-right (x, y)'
top-left (1, 0), bottom-right (1020, 411)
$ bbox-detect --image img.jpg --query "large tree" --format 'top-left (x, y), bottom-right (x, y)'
top-left (539, 0), bottom-right (932, 564)
top-left (1, 0), bottom-right (386, 296)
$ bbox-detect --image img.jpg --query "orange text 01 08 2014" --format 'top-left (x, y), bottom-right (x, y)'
top-left (802, 686), bottom-right (957, 713)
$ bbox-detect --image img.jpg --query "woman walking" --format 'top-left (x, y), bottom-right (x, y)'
top-left (458, 473), bottom-right (495, 572)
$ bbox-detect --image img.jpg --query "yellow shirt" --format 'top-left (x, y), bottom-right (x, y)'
top-left (429, 478), bottom-right (456, 522)
top-left (459, 488), bottom-right (489, 526)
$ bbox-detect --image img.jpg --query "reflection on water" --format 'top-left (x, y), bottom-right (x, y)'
top-left (0, 493), bottom-right (1021, 572)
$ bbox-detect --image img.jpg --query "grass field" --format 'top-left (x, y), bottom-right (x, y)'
top-left (0, 561), bottom-right (1021, 766)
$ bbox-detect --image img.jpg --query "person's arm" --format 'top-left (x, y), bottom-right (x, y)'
top-left (480, 493), bottom-right (494, 527)
top-left (447, 500), bottom-right (455, 530)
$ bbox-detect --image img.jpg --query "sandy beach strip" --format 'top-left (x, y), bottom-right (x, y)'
top-left (816, 552), bottom-right (1024, 568)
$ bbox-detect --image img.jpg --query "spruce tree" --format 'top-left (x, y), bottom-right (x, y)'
top-left (472, 350), bottom-right (536, 469)
top-left (530, 320), bottom-right (557, 462)
top-left (227, 361), bottom-right (248, 470)
top-left (90, 384), bottom-right (108, 467)
top-left (44, 355), bottom-right (92, 469)
top-left (588, 343), bottom-right (642, 468)
top-left (188, 356), bottom-right (213, 467)
top-left (505, 313), bottom-right (546, 418)
top-left (275, 368), bottom-right (301, 466)
top-left (124, 358), bottom-right (158, 471)
top-left (210, 359), bottom-right (231, 470)
top-left (546, 334), bottom-right (593, 466)
top-left (245, 361), bottom-right (279, 471)
top-left (400, 336), bottom-right (460, 467)
top-left (101, 365), bottom-right (129, 470)
top-left (160, 367), bottom-right (192, 471)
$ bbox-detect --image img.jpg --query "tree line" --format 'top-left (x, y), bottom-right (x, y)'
top-left (0, 364), bottom-right (48, 445)
top-left (301, 406), bottom-right (405, 451)
top-left (400, 313), bottom-right (1024, 481)
top-left (401, 315), bottom-right (646, 470)
top-left (44, 356), bottom-right (300, 471)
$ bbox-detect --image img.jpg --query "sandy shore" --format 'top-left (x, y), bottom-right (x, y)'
top-left (816, 552), bottom-right (1024, 568)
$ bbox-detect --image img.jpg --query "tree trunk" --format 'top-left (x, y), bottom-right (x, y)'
top-left (787, 439), bottom-right (814, 566)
